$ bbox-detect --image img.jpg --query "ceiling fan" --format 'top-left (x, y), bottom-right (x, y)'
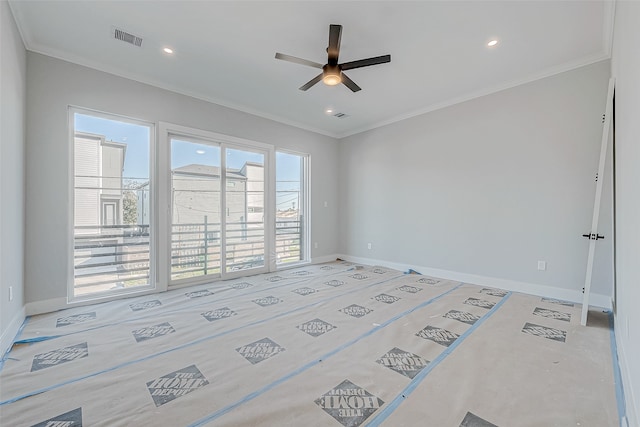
top-left (275, 24), bottom-right (391, 92)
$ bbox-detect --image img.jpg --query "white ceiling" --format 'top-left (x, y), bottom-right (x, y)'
top-left (9, 1), bottom-right (613, 138)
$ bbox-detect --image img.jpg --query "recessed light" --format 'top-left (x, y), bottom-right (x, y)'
top-left (163, 47), bottom-right (174, 54)
top-left (325, 109), bottom-right (333, 114)
top-left (487, 40), bottom-right (498, 47)
top-left (196, 149), bottom-right (205, 154)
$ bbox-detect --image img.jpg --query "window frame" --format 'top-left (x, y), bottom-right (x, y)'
top-left (68, 106), bottom-right (157, 303)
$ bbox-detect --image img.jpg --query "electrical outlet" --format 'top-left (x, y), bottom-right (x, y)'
top-left (367, 243), bottom-right (372, 250)
top-left (9, 286), bottom-right (13, 302)
top-left (537, 261), bottom-right (546, 271)
top-left (314, 242), bottom-right (318, 249)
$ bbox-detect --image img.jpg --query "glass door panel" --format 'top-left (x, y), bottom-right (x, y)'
top-left (224, 148), bottom-right (265, 273)
top-left (170, 138), bottom-right (222, 281)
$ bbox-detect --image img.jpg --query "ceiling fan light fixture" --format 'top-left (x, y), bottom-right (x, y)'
top-left (322, 65), bottom-right (342, 86)
top-left (323, 73), bottom-right (342, 86)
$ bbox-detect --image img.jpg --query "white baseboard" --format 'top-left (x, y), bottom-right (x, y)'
top-left (1, 305), bottom-right (26, 358)
top-left (25, 297), bottom-right (68, 316)
top-left (311, 254), bottom-right (341, 265)
top-left (616, 330), bottom-right (638, 427)
top-left (24, 256), bottom-right (344, 316)
top-left (337, 254), bottom-right (612, 309)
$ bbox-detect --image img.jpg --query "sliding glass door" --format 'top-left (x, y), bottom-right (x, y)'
top-left (224, 148), bottom-right (266, 273)
top-left (163, 125), bottom-right (271, 286)
top-left (170, 137), bottom-right (222, 281)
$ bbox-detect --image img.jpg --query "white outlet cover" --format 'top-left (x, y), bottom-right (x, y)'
top-left (537, 261), bottom-right (546, 271)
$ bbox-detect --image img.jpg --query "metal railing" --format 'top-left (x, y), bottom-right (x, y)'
top-left (74, 218), bottom-right (304, 292)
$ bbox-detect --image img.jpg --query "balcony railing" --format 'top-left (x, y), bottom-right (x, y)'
top-left (74, 219), bottom-right (304, 293)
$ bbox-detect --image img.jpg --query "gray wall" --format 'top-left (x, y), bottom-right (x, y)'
top-left (25, 52), bottom-right (339, 305)
top-left (610, 1), bottom-right (640, 424)
top-left (338, 60), bottom-right (612, 298)
top-left (0, 0), bottom-right (26, 349)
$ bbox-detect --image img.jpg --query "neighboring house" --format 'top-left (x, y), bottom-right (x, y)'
top-left (74, 132), bottom-right (126, 235)
top-left (239, 162), bottom-right (265, 225)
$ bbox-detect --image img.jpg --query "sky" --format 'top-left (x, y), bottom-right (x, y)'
top-left (75, 113), bottom-right (302, 208)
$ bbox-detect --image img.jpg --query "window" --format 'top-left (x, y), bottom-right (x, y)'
top-left (276, 151), bottom-right (309, 265)
top-left (71, 109), bottom-right (154, 300)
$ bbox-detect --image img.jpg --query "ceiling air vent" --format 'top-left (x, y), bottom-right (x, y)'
top-left (113, 27), bottom-right (143, 47)
top-left (333, 112), bottom-right (349, 119)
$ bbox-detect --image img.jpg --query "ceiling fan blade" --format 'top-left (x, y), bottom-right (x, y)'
top-left (341, 72), bottom-right (361, 92)
top-left (299, 73), bottom-right (324, 91)
top-left (340, 54), bottom-right (391, 71)
top-left (275, 53), bottom-right (323, 69)
top-left (327, 24), bottom-right (342, 65)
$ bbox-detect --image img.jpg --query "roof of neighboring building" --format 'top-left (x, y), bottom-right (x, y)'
top-left (172, 164), bottom-right (246, 180)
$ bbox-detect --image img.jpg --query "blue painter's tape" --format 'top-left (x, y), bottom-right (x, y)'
top-left (14, 336), bottom-right (62, 344)
top-left (0, 273), bottom-right (409, 406)
top-left (607, 311), bottom-right (628, 427)
top-left (366, 292), bottom-right (512, 427)
top-left (186, 283), bottom-right (464, 427)
top-left (0, 316), bottom-right (30, 372)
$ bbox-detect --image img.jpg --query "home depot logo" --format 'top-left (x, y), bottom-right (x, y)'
top-left (480, 288), bottom-right (507, 297)
top-left (417, 278), bottom-right (440, 285)
top-left (372, 294), bottom-right (400, 304)
top-left (31, 343), bottom-right (89, 372)
top-left (349, 273), bottom-right (368, 280)
top-left (201, 307), bottom-right (237, 322)
top-left (129, 300), bottom-right (162, 311)
top-left (236, 338), bottom-right (285, 364)
top-left (372, 268), bottom-right (387, 274)
top-left (291, 270), bottom-right (312, 276)
top-left (146, 364), bottom-right (209, 407)
top-left (231, 282), bottom-right (253, 289)
top-left (444, 310), bottom-right (480, 325)
top-left (56, 312), bottom-right (96, 328)
top-left (265, 275), bottom-right (285, 282)
top-left (320, 265), bottom-right (334, 270)
top-left (463, 298), bottom-right (495, 309)
top-left (252, 296), bottom-right (282, 307)
top-left (397, 285), bottom-right (421, 294)
top-left (297, 319), bottom-right (336, 337)
top-left (416, 326), bottom-right (459, 347)
top-left (185, 289), bottom-right (213, 298)
top-left (325, 280), bottom-right (345, 287)
top-left (521, 322), bottom-right (567, 342)
top-left (292, 287), bottom-right (317, 296)
top-left (32, 408), bottom-right (83, 427)
top-left (315, 380), bottom-right (384, 426)
top-left (533, 307), bottom-right (571, 322)
top-left (376, 347), bottom-right (429, 379)
top-left (339, 304), bottom-right (373, 318)
top-left (541, 297), bottom-right (574, 307)
top-left (132, 322), bottom-right (176, 342)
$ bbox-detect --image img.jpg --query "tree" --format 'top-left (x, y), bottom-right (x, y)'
top-left (122, 190), bottom-right (138, 225)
